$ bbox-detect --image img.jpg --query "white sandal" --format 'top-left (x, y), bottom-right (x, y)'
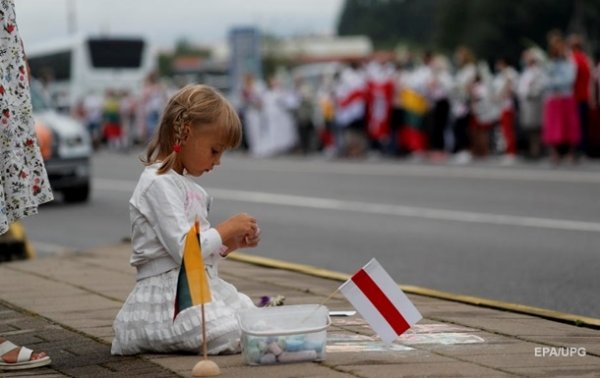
top-left (0, 340), bottom-right (51, 370)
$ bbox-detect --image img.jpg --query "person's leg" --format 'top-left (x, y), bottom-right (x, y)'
top-left (565, 144), bottom-right (577, 164)
top-left (334, 123), bottom-right (347, 157)
top-left (501, 109), bottom-right (517, 155)
top-left (529, 129), bottom-right (541, 159)
top-left (454, 114), bottom-right (470, 153)
top-left (549, 145), bottom-right (560, 165)
top-left (433, 99), bottom-right (449, 152)
top-left (299, 122), bottom-right (311, 155)
top-left (578, 101), bottom-right (589, 157)
top-left (472, 128), bottom-right (489, 157)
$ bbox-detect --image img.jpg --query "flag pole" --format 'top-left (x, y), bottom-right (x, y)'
top-left (196, 218), bottom-right (209, 360)
top-left (201, 303), bottom-right (207, 360)
top-left (299, 287), bottom-right (340, 324)
top-left (318, 287), bottom-right (340, 308)
top-left (192, 218), bottom-right (220, 377)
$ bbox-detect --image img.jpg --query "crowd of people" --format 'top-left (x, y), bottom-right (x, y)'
top-left (73, 72), bottom-right (171, 151)
top-left (68, 30), bottom-right (600, 167)
top-left (238, 30), bottom-right (600, 166)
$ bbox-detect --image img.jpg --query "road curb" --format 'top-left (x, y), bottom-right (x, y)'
top-left (228, 251), bottom-right (600, 330)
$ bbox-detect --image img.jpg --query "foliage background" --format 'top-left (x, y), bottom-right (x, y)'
top-left (337, 0), bottom-right (600, 64)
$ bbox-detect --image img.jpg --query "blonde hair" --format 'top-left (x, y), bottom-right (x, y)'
top-left (143, 84), bottom-right (241, 174)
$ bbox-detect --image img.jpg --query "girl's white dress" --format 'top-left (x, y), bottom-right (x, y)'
top-left (111, 164), bottom-right (255, 355)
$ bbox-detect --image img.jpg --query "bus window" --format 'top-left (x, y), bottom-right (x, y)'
top-left (87, 39), bottom-right (144, 68)
top-left (28, 50), bottom-right (72, 81)
top-left (26, 36), bottom-right (154, 111)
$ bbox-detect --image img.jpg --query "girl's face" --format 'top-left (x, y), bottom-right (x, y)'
top-left (179, 124), bottom-right (225, 177)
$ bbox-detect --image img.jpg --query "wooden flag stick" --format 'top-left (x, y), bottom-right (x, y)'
top-left (300, 287), bottom-right (340, 324)
top-left (192, 217), bottom-right (220, 377)
top-left (319, 287), bottom-right (340, 308)
top-left (193, 304), bottom-right (219, 377)
top-left (196, 219), bottom-right (208, 360)
top-left (201, 303), bottom-right (207, 360)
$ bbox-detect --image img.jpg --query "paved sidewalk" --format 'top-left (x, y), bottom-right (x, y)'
top-left (0, 302), bottom-right (178, 377)
top-left (0, 243), bottom-right (599, 377)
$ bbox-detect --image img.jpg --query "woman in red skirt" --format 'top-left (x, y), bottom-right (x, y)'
top-left (542, 30), bottom-right (581, 164)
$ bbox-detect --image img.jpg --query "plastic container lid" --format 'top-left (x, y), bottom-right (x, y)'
top-left (238, 304), bottom-right (330, 336)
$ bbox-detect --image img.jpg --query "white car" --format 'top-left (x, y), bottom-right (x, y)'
top-left (31, 81), bottom-right (92, 203)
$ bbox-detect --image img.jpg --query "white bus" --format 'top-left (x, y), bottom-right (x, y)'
top-left (26, 35), bottom-right (155, 110)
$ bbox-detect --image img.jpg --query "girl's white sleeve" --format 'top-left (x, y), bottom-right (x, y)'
top-left (141, 176), bottom-right (223, 262)
top-left (200, 228), bottom-right (224, 262)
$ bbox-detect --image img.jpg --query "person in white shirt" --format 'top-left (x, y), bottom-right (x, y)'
top-left (470, 61), bottom-right (500, 158)
top-left (111, 85), bottom-right (261, 355)
top-left (426, 54), bottom-right (453, 159)
top-left (450, 46), bottom-right (477, 163)
top-left (140, 72), bottom-right (168, 142)
top-left (259, 76), bottom-right (299, 157)
top-left (240, 73), bottom-right (268, 157)
top-left (82, 91), bottom-right (104, 149)
top-left (334, 64), bottom-right (368, 157)
top-left (517, 48), bottom-right (546, 159)
top-left (493, 57), bottom-right (519, 164)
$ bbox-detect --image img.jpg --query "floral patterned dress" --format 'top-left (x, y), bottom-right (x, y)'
top-left (0, 0), bottom-right (53, 235)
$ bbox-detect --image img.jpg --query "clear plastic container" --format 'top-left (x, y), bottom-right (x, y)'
top-left (237, 304), bottom-right (331, 365)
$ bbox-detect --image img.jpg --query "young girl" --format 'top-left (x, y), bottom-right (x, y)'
top-left (111, 85), bottom-right (260, 356)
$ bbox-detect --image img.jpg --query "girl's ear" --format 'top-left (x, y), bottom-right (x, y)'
top-left (181, 124), bottom-right (191, 144)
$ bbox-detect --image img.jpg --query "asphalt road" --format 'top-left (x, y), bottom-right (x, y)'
top-left (22, 148), bottom-right (600, 318)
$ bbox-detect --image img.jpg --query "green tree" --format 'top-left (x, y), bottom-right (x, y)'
top-left (435, 0), bottom-right (574, 63)
top-left (337, 0), bottom-right (600, 64)
top-left (338, 0), bottom-right (439, 49)
top-left (173, 38), bottom-right (211, 57)
top-left (156, 38), bottom-right (212, 78)
top-left (157, 52), bottom-right (173, 77)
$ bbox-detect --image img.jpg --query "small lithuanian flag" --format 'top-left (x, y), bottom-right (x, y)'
top-left (173, 221), bottom-right (212, 320)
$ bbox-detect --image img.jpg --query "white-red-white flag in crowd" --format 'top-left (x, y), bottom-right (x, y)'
top-left (339, 258), bottom-right (422, 344)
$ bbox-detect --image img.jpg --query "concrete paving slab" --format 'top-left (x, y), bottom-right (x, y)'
top-left (461, 351), bottom-right (599, 369)
top-left (337, 361), bottom-right (516, 377)
top-left (2, 372), bottom-right (67, 378)
top-left (507, 365), bottom-right (600, 377)
top-left (436, 316), bottom-right (589, 337)
top-left (0, 302), bottom-right (179, 377)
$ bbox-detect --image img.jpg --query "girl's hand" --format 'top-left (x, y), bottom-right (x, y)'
top-left (216, 213), bottom-right (260, 251)
top-left (241, 227), bottom-right (261, 248)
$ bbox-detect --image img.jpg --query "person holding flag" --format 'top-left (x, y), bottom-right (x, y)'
top-left (111, 85), bottom-right (261, 356)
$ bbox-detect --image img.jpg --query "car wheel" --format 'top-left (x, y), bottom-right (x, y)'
top-left (63, 183), bottom-right (90, 203)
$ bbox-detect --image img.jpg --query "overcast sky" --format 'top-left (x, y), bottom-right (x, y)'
top-left (16, 0), bottom-right (344, 49)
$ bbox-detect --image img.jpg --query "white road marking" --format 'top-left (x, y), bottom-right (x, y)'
top-left (222, 158), bottom-right (600, 184)
top-left (30, 241), bottom-right (72, 257)
top-left (94, 178), bottom-right (600, 233)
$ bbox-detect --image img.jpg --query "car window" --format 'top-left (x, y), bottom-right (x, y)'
top-left (29, 81), bottom-right (50, 112)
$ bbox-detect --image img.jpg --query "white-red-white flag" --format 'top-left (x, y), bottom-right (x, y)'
top-left (339, 258), bottom-right (422, 344)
